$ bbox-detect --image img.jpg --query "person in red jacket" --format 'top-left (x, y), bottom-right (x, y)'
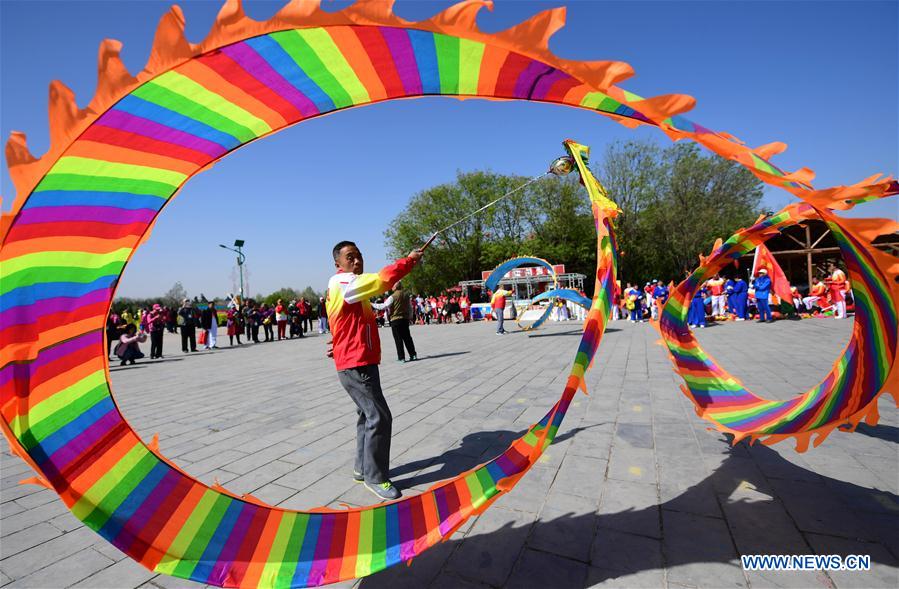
top-left (326, 241), bottom-right (422, 501)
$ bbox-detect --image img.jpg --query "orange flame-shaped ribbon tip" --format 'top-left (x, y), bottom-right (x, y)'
top-left (563, 59), bottom-right (635, 92)
top-left (344, 0), bottom-right (408, 25)
top-left (781, 166), bottom-right (816, 186)
top-left (144, 5), bottom-right (192, 76)
top-left (273, 0), bottom-right (325, 24)
top-left (631, 93), bottom-right (696, 122)
top-left (47, 80), bottom-right (82, 152)
top-left (90, 39), bottom-right (137, 114)
top-left (425, 0), bottom-right (493, 33)
top-left (753, 141), bottom-right (788, 159)
top-left (495, 6), bottom-right (566, 57)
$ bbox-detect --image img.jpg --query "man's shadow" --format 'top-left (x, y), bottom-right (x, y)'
top-left (392, 426), bottom-right (595, 490)
top-left (365, 439), bottom-right (899, 588)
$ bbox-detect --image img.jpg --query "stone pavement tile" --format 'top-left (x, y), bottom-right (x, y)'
top-left (219, 442), bottom-right (296, 475)
top-left (591, 528), bottom-right (663, 573)
top-left (8, 546), bottom-right (113, 588)
top-left (658, 481), bottom-right (723, 520)
top-left (274, 458), bottom-right (343, 491)
top-left (598, 479), bottom-right (660, 539)
top-left (656, 455), bottom-right (709, 486)
top-left (0, 522), bottom-right (63, 559)
top-left (851, 453), bottom-right (899, 492)
top-left (551, 455), bottom-right (606, 500)
top-left (0, 498), bottom-right (71, 536)
top-left (9, 488), bottom-right (61, 510)
top-left (219, 460), bottom-right (298, 494)
top-left (768, 479), bottom-right (869, 540)
top-left (529, 492), bottom-right (596, 562)
top-left (279, 470), bottom-right (356, 510)
top-left (0, 478), bottom-right (38, 503)
top-left (662, 510), bottom-right (747, 588)
top-left (567, 432), bottom-right (614, 460)
top-left (587, 567), bottom-right (665, 588)
top-left (0, 569), bottom-right (11, 585)
top-left (616, 423), bottom-right (654, 449)
top-left (429, 572), bottom-right (493, 589)
top-left (72, 556), bottom-right (157, 588)
top-left (653, 420), bottom-right (695, 440)
top-left (806, 533), bottom-right (899, 588)
top-left (0, 527), bottom-right (98, 579)
top-left (48, 509), bottom-right (87, 533)
top-left (748, 450), bottom-right (823, 484)
top-left (195, 469), bottom-right (240, 487)
top-left (617, 403), bottom-right (653, 425)
top-left (702, 454), bottom-right (775, 497)
top-left (506, 548), bottom-right (589, 588)
top-left (853, 511), bottom-right (899, 559)
top-left (719, 485), bottom-right (811, 555)
top-left (607, 446), bottom-right (656, 484)
top-left (253, 482), bottom-right (301, 506)
top-left (0, 501), bottom-right (24, 518)
top-left (445, 507), bottom-right (535, 587)
top-left (492, 466), bottom-right (557, 515)
top-left (178, 450), bottom-right (249, 477)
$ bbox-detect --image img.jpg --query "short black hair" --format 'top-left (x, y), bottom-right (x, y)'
top-left (332, 241), bottom-right (357, 261)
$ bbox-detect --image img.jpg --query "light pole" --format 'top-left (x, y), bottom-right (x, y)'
top-left (219, 240), bottom-right (246, 300)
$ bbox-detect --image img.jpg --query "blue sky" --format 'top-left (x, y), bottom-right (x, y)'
top-left (2, 1), bottom-right (896, 298)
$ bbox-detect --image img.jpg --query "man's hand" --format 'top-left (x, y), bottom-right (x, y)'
top-left (325, 339), bottom-right (334, 358)
top-left (408, 249), bottom-right (423, 263)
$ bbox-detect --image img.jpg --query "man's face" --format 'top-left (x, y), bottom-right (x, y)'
top-left (336, 245), bottom-right (364, 275)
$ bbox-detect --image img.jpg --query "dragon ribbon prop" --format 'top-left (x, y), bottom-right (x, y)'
top-left (0, 1), bottom-right (897, 586)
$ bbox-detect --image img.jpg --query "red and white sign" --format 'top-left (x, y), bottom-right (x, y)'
top-left (481, 264), bottom-right (565, 281)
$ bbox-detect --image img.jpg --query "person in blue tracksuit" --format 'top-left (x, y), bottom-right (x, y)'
top-left (626, 284), bottom-right (643, 322)
top-left (725, 278), bottom-right (736, 316)
top-left (731, 277), bottom-right (748, 320)
top-left (688, 286), bottom-right (707, 328)
top-left (652, 281), bottom-right (669, 320)
top-left (752, 269), bottom-right (773, 322)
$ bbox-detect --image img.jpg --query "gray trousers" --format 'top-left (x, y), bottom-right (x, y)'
top-left (337, 365), bottom-right (392, 484)
top-left (494, 309), bottom-right (505, 333)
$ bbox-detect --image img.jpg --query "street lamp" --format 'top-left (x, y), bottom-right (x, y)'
top-left (219, 240), bottom-right (246, 299)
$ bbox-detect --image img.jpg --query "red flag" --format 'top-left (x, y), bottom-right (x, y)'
top-left (752, 243), bottom-right (792, 303)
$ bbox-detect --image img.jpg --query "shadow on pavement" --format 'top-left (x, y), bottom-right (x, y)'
top-left (365, 441), bottom-right (899, 588)
top-left (849, 423), bottom-right (899, 444)
top-left (528, 328), bottom-right (620, 338)
top-left (418, 351), bottom-right (471, 361)
top-left (392, 426), bottom-right (595, 490)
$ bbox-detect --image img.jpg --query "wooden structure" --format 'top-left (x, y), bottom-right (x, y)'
top-left (741, 219), bottom-right (899, 288)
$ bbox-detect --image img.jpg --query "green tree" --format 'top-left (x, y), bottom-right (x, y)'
top-left (262, 287), bottom-right (300, 306)
top-left (260, 286), bottom-right (322, 306)
top-left (598, 140), bottom-right (762, 284)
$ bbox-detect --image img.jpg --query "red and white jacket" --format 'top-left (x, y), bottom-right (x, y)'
top-left (326, 257), bottom-right (416, 370)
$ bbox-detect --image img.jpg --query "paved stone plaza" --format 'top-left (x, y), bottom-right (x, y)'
top-left (2, 317), bottom-right (897, 588)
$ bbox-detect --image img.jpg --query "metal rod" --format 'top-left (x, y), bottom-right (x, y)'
top-left (420, 172), bottom-right (550, 251)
